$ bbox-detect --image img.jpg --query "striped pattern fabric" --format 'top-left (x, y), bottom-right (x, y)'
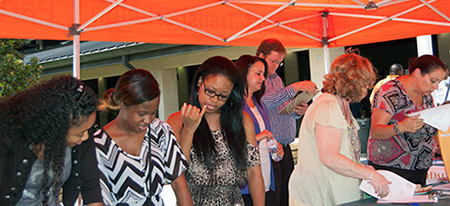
top-left (262, 73), bottom-right (300, 145)
top-left (94, 118), bottom-right (187, 206)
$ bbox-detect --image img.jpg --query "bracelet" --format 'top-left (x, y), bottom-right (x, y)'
top-left (368, 171), bottom-right (375, 184)
top-left (393, 122), bottom-right (402, 136)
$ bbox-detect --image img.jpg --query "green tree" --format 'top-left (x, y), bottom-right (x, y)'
top-left (0, 39), bottom-right (43, 98)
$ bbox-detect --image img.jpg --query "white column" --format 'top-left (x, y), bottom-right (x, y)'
top-left (153, 68), bottom-right (179, 121)
top-left (416, 35), bottom-right (433, 56)
top-left (309, 47), bottom-right (345, 90)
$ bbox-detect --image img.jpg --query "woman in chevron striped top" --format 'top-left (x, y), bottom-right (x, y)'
top-left (95, 69), bottom-right (193, 206)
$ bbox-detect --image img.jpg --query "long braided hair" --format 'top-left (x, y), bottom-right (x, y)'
top-left (0, 75), bottom-right (97, 204)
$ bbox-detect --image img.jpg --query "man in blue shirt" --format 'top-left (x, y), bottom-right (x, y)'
top-left (257, 38), bottom-right (317, 206)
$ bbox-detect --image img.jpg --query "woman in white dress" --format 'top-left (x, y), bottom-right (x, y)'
top-left (289, 50), bottom-right (391, 205)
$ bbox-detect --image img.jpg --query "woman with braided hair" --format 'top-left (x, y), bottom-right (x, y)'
top-left (0, 75), bottom-right (103, 206)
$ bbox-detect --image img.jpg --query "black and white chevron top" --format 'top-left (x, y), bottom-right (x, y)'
top-left (94, 118), bottom-right (187, 206)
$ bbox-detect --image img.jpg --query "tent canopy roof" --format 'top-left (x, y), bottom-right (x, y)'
top-left (1, 0), bottom-right (450, 48)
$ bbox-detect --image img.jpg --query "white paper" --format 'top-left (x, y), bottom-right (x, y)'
top-left (407, 104), bottom-right (450, 132)
top-left (377, 195), bottom-right (435, 204)
top-left (433, 183), bottom-right (450, 190)
top-left (359, 170), bottom-right (416, 200)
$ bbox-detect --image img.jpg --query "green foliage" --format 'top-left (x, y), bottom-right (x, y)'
top-left (0, 39), bottom-right (43, 98)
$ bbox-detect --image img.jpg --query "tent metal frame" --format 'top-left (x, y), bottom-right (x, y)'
top-left (0, 0), bottom-right (449, 76)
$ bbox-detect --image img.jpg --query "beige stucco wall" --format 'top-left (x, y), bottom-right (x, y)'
top-left (438, 33), bottom-right (450, 66)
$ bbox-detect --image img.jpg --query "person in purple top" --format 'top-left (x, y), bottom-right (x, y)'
top-left (236, 54), bottom-right (283, 206)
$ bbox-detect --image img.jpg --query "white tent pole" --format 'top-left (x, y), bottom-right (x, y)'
top-left (227, 0), bottom-right (296, 42)
top-left (73, 36), bottom-right (80, 79)
top-left (324, 45), bottom-right (330, 74)
top-left (73, 0), bottom-right (80, 79)
top-left (417, 35), bottom-right (433, 56)
top-left (0, 9), bottom-right (68, 30)
top-left (78, 0), bottom-right (124, 32)
top-left (322, 11), bottom-right (330, 74)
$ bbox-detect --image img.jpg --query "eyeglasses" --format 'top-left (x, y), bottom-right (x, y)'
top-left (202, 82), bottom-right (229, 101)
top-left (267, 57), bottom-right (284, 67)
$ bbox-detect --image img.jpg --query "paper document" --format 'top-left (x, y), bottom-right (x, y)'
top-left (359, 170), bottom-right (416, 200)
top-left (278, 90), bottom-right (320, 114)
top-left (407, 104), bottom-right (450, 132)
top-left (433, 183), bottom-right (450, 191)
top-left (377, 194), bottom-right (436, 204)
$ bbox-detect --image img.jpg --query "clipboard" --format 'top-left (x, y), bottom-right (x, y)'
top-left (278, 90), bottom-right (319, 114)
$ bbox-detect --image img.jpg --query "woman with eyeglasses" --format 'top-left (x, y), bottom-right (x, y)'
top-left (368, 54), bottom-right (448, 185)
top-left (167, 56), bottom-right (265, 205)
top-left (0, 76), bottom-right (103, 206)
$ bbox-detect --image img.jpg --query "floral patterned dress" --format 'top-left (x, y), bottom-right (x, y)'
top-left (368, 79), bottom-right (437, 170)
top-left (186, 129), bottom-right (260, 206)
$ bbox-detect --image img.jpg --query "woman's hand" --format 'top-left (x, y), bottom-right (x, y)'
top-left (180, 103), bottom-right (206, 132)
top-left (276, 140), bottom-right (284, 157)
top-left (256, 130), bottom-right (273, 142)
top-left (370, 171), bottom-right (392, 198)
top-left (398, 114), bottom-right (424, 133)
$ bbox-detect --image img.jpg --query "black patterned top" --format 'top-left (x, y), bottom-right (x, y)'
top-left (368, 79), bottom-right (437, 170)
top-left (94, 118), bottom-right (187, 206)
top-left (186, 129), bottom-right (260, 206)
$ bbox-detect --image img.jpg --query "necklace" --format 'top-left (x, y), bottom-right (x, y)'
top-left (337, 95), bottom-right (352, 126)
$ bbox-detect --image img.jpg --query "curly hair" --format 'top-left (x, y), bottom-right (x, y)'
top-left (0, 75), bottom-right (97, 204)
top-left (322, 50), bottom-right (378, 102)
top-left (235, 54), bottom-right (268, 107)
top-left (189, 56), bottom-right (247, 171)
top-left (98, 69), bottom-right (160, 111)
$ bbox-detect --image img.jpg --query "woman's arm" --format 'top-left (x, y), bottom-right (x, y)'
top-left (371, 108), bottom-right (424, 140)
top-left (315, 122), bottom-right (391, 197)
top-left (171, 172), bottom-right (193, 206)
top-left (86, 203), bottom-right (104, 206)
top-left (167, 103), bottom-right (206, 163)
top-left (243, 112), bottom-right (265, 206)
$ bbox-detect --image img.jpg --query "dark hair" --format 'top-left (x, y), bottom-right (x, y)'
top-left (0, 75), bottom-right (97, 204)
top-left (189, 56), bottom-right (247, 170)
top-left (256, 38), bottom-right (286, 57)
top-left (322, 50), bottom-right (378, 102)
top-left (390, 63), bottom-right (404, 75)
top-left (407, 54), bottom-right (447, 75)
top-left (99, 69), bottom-right (160, 111)
top-left (235, 54), bottom-right (268, 106)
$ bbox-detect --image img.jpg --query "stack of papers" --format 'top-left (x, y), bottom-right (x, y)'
top-left (360, 170), bottom-right (438, 203)
top-left (407, 104), bottom-right (450, 132)
top-left (359, 170), bottom-right (416, 201)
top-left (377, 195), bottom-right (436, 204)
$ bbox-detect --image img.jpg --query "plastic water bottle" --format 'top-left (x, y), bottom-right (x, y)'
top-left (267, 138), bottom-right (283, 162)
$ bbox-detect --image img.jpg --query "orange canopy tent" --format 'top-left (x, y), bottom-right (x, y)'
top-left (1, 0), bottom-right (450, 75)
